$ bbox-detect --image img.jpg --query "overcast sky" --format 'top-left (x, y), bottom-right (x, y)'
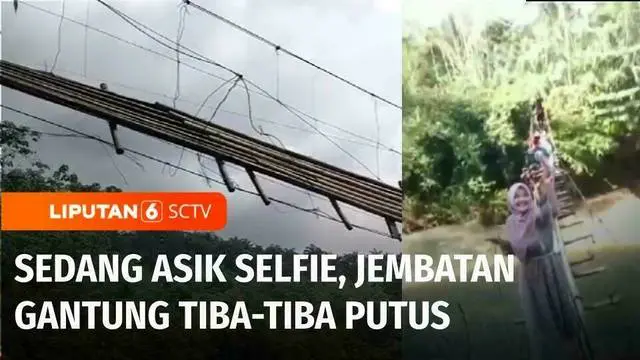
top-left (1, 0), bottom-right (401, 253)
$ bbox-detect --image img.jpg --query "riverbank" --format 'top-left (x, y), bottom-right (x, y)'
top-left (402, 189), bottom-right (640, 360)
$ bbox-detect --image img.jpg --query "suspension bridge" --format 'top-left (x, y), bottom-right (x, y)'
top-left (510, 100), bottom-right (623, 360)
top-left (0, 59), bottom-right (403, 240)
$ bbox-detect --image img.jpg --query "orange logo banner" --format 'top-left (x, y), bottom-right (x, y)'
top-left (1, 192), bottom-right (227, 231)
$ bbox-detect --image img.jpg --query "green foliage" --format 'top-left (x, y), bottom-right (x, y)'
top-left (0, 122), bottom-right (120, 192)
top-left (1, 121), bottom-right (39, 169)
top-left (403, 3), bottom-right (640, 230)
top-left (0, 121), bottom-right (401, 360)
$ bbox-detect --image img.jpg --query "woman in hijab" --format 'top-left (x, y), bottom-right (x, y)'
top-left (506, 173), bottom-right (587, 360)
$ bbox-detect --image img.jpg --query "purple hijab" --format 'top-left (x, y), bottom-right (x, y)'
top-left (506, 182), bottom-right (539, 261)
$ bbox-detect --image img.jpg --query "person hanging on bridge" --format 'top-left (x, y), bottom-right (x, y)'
top-left (506, 175), bottom-right (584, 360)
top-left (530, 98), bottom-right (559, 167)
top-left (527, 131), bottom-right (557, 170)
top-left (523, 134), bottom-right (560, 216)
top-left (533, 97), bottom-right (551, 134)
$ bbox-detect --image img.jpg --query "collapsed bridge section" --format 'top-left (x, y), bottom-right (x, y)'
top-left (0, 60), bottom-right (403, 239)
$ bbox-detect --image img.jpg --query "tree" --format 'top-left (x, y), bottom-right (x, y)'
top-left (403, 3), bottom-right (640, 230)
top-left (1, 120), bottom-right (401, 360)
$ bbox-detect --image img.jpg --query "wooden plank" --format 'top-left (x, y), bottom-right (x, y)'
top-left (584, 294), bottom-right (621, 311)
top-left (573, 266), bottom-right (606, 279)
top-left (570, 252), bottom-right (595, 266)
top-left (565, 234), bottom-right (593, 246)
top-left (560, 220), bottom-right (583, 229)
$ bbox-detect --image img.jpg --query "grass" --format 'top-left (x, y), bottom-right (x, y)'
top-left (402, 244), bottom-right (640, 360)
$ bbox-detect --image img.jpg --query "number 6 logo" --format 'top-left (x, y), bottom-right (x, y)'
top-left (140, 201), bottom-right (163, 223)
